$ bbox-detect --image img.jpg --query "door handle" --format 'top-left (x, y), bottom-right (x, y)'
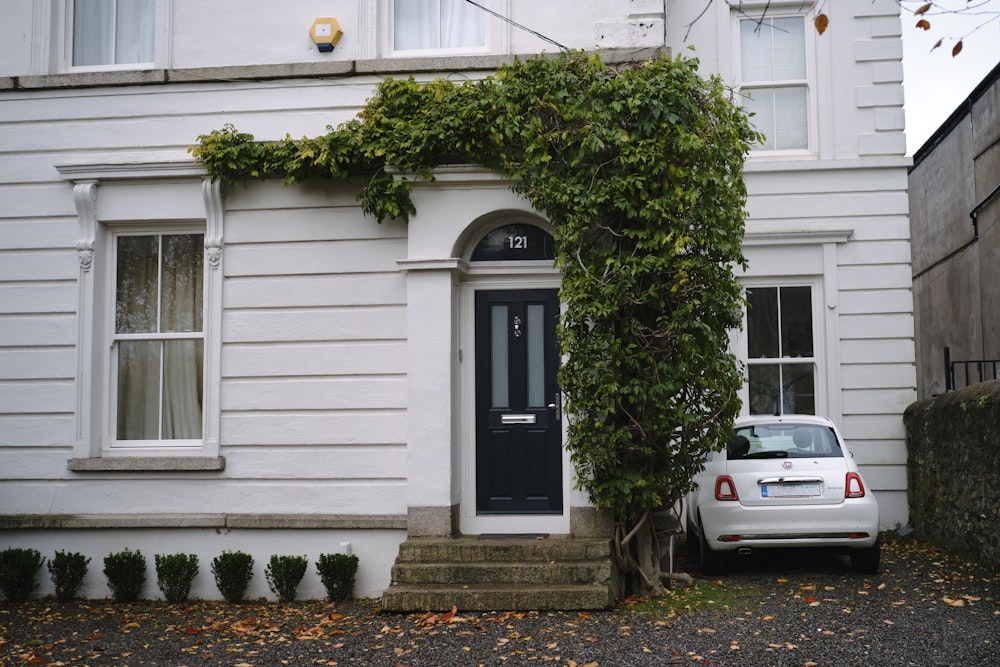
top-left (547, 393), bottom-right (561, 420)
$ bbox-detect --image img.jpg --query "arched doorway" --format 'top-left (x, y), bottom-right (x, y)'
top-left (458, 220), bottom-right (570, 535)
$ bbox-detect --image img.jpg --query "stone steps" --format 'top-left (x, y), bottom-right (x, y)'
top-left (381, 536), bottom-right (621, 611)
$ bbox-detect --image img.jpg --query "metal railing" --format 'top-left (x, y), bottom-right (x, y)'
top-left (944, 346), bottom-right (1000, 391)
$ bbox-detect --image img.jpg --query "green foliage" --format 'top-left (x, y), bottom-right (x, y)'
top-left (0, 547), bottom-right (45, 602)
top-left (193, 51), bottom-right (758, 595)
top-left (103, 548), bottom-right (146, 603)
top-left (48, 550), bottom-right (90, 602)
top-left (265, 554), bottom-right (309, 603)
top-left (315, 553), bottom-right (359, 602)
top-left (211, 550), bottom-right (254, 603)
top-left (155, 553), bottom-right (200, 603)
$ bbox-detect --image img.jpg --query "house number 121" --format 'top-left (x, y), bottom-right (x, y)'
top-left (508, 235), bottom-right (528, 249)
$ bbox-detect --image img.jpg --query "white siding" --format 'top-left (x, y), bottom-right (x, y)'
top-left (0, 0), bottom-right (915, 548)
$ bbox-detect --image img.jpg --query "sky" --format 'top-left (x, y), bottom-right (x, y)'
top-left (901, 3), bottom-right (1000, 154)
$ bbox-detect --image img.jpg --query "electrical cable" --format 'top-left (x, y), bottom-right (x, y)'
top-left (461, 0), bottom-right (569, 51)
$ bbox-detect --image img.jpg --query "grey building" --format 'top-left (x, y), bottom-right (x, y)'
top-left (909, 61), bottom-right (1000, 398)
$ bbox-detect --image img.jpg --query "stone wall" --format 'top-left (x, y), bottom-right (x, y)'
top-left (903, 380), bottom-right (1000, 564)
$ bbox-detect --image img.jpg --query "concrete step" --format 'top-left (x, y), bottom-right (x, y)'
top-left (391, 560), bottom-right (613, 585)
top-left (394, 537), bottom-right (613, 563)
top-left (381, 536), bottom-right (621, 612)
top-left (381, 582), bottom-right (616, 612)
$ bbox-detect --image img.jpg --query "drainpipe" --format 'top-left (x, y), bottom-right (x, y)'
top-left (970, 181), bottom-right (1000, 241)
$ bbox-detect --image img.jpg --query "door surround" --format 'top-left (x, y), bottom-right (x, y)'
top-left (458, 224), bottom-right (568, 535)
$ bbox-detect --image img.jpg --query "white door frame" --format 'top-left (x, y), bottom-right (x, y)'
top-left (458, 263), bottom-right (570, 535)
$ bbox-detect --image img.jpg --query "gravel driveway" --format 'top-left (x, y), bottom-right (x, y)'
top-left (2, 536), bottom-right (998, 666)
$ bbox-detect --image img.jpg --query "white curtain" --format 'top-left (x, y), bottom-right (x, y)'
top-left (73, 0), bottom-right (154, 66)
top-left (116, 234), bottom-right (203, 441)
top-left (395, 0), bottom-right (485, 50)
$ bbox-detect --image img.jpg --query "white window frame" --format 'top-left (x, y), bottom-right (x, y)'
top-left (60, 166), bottom-right (223, 466)
top-left (380, 0), bottom-right (508, 58)
top-left (742, 282), bottom-right (822, 416)
top-left (108, 226), bottom-right (206, 450)
top-left (732, 1), bottom-right (817, 156)
top-left (734, 278), bottom-right (826, 418)
top-left (57, 0), bottom-right (172, 72)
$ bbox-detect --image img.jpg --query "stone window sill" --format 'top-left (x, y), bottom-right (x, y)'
top-left (67, 457), bottom-right (225, 472)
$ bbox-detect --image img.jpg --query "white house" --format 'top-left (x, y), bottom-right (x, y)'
top-left (0, 0), bottom-right (914, 604)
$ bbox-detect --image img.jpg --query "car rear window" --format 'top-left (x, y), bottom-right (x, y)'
top-left (727, 423), bottom-right (842, 459)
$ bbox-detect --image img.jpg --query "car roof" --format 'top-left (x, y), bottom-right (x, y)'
top-left (734, 414), bottom-right (837, 429)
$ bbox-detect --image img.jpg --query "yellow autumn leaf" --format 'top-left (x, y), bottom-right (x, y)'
top-left (915, 3), bottom-right (932, 15)
top-left (814, 13), bottom-right (829, 35)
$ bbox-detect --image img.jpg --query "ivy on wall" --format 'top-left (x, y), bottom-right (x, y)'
top-left (192, 51), bottom-right (760, 595)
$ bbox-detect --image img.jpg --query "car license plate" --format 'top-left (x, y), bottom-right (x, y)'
top-left (760, 483), bottom-right (821, 498)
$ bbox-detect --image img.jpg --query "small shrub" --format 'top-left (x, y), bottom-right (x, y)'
top-left (155, 553), bottom-right (199, 603)
top-left (211, 550), bottom-right (254, 603)
top-left (316, 553), bottom-right (358, 602)
top-left (0, 548), bottom-right (45, 602)
top-left (103, 548), bottom-right (146, 602)
top-left (48, 551), bottom-right (90, 602)
top-left (265, 554), bottom-right (309, 603)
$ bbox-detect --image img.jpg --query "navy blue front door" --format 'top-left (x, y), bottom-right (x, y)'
top-left (474, 289), bottom-right (562, 514)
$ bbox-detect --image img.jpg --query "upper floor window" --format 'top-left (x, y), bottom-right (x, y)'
top-left (746, 285), bottom-right (815, 415)
top-left (72, 0), bottom-right (154, 67)
top-left (394, 0), bottom-right (486, 51)
top-left (739, 15), bottom-right (808, 151)
top-left (113, 231), bottom-right (204, 444)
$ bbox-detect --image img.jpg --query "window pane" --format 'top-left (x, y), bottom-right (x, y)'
top-left (116, 235), bottom-right (159, 334)
top-left (527, 304), bottom-right (544, 407)
top-left (115, 0), bottom-right (155, 64)
top-left (117, 340), bottom-right (160, 440)
top-left (74, 0), bottom-right (154, 66)
top-left (771, 17), bottom-right (805, 79)
top-left (780, 286), bottom-right (813, 357)
top-left (748, 364), bottom-right (780, 415)
top-left (441, 0), bottom-right (485, 47)
top-left (395, 0), bottom-right (484, 50)
top-left (773, 86), bottom-right (808, 150)
top-left (740, 19), bottom-right (774, 81)
top-left (73, 0), bottom-right (114, 66)
top-left (163, 340), bottom-right (204, 439)
top-left (743, 89), bottom-right (775, 150)
top-left (783, 362), bottom-right (815, 415)
top-left (491, 305), bottom-right (509, 408)
top-left (161, 234), bottom-right (204, 333)
top-left (741, 17), bottom-right (804, 82)
top-left (395, 0), bottom-right (437, 50)
top-left (747, 287), bottom-right (778, 358)
top-left (745, 85), bottom-right (807, 151)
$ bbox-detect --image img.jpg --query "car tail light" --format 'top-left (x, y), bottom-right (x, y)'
top-left (715, 475), bottom-right (739, 501)
top-left (845, 472), bottom-right (866, 499)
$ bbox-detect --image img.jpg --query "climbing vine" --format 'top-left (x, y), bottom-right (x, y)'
top-left (192, 51), bottom-right (760, 596)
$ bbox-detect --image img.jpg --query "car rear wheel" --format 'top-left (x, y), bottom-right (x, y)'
top-left (850, 539), bottom-right (881, 574)
top-left (698, 518), bottom-right (726, 575)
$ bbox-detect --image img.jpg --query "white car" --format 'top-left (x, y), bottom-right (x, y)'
top-left (685, 414), bottom-right (880, 574)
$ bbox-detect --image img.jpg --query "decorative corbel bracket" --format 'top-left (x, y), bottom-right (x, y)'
top-left (73, 181), bottom-right (98, 271)
top-left (202, 178), bottom-right (224, 269)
